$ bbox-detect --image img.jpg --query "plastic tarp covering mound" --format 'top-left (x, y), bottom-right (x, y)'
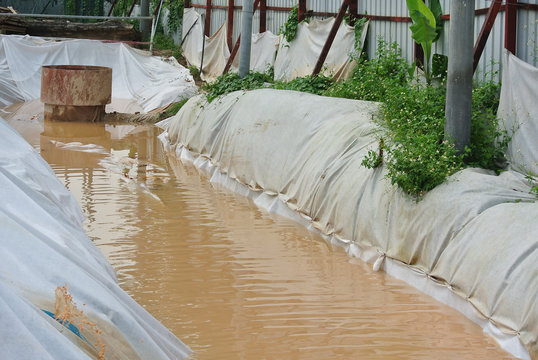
top-left (0, 117), bottom-right (191, 360)
top-left (0, 34), bottom-right (198, 112)
top-left (498, 50), bottom-right (538, 176)
top-left (162, 89), bottom-right (538, 359)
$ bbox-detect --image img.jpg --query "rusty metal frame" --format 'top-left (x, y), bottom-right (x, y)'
top-left (205, 0), bottom-right (212, 36)
top-left (505, 0), bottom-right (518, 54)
top-left (222, 0), bottom-right (261, 75)
top-left (260, 0), bottom-right (267, 33)
top-left (473, 0), bottom-right (502, 73)
top-left (227, 0), bottom-right (234, 51)
top-left (312, 0), bottom-right (349, 76)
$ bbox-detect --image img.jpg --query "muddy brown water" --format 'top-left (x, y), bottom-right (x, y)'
top-left (4, 110), bottom-right (514, 359)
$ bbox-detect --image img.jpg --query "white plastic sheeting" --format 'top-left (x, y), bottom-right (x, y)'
top-left (181, 8), bottom-right (367, 82)
top-left (161, 89), bottom-right (537, 359)
top-left (274, 18), bottom-right (368, 81)
top-left (230, 31), bottom-right (281, 74)
top-left (182, 8), bottom-right (231, 81)
top-left (498, 50), bottom-right (538, 176)
top-left (0, 35), bottom-right (198, 112)
top-left (0, 117), bottom-right (191, 360)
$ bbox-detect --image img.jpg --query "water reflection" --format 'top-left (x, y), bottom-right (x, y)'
top-left (3, 109), bottom-right (514, 360)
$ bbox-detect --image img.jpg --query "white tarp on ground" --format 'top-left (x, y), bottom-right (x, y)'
top-left (181, 8), bottom-right (367, 82)
top-left (0, 117), bottom-right (191, 360)
top-left (498, 49), bottom-right (538, 176)
top-left (0, 35), bottom-right (198, 112)
top-left (161, 88), bottom-right (537, 360)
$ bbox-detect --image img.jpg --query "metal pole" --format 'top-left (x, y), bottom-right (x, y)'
top-left (445, 0), bottom-right (474, 153)
top-left (239, 0), bottom-right (254, 78)
top-left (149, 0), bottom-right (164, 53)
top-left (140, 0), bottom-right (151, 41)
top-left (200, 14), bottom-right (207, 76)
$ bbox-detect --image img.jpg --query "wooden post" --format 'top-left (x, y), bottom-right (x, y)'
top-left (505, 0), bottom-right (517, 54)
top-left (227, 0), bottom-right (234, 51)
top-left (298, 0), bottom-right (307, 22)
top-left (223, 0), bottom-right (261, 74)
top-left (312, 0), bottom-right (349, 75)
top-left (260, 0), bottom-right (267, 33)
top-left (204, 0), bottom-right (212, 37)
top-left (473, 0), bottom-right (501, 73)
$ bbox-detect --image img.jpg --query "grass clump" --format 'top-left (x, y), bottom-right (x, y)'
top-left (159, 98), bottom-right (189, 120)
top-left (204, 71), bottom-right (273, 102)
top-left (272, 75), bottom-right (332, 95)
top-left (324, 40), bottom-right (409, 102)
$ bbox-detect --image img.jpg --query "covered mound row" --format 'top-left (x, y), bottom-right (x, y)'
top-left (163, 89), bottom-right (537, 359)
top-left (0, 117), bottom-right (191, 360)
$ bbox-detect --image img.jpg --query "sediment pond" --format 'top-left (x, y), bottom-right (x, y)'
top-left (4, 108), bottom-right (514, 359)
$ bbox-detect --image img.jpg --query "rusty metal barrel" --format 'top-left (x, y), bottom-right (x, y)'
top-left (41, 65), bottom-right (112, 122)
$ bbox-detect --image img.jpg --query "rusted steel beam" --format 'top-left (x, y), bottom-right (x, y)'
top-left (223, 0), bottom-right (261, 75)
top-left (205, 0), bottom-right (212, 37)
top-left (223, 35), bottom-right (240, 74)
top-left (505, 0), bottom-right (517, 53)
top-left (127, 0), bottom-right (137, 17)
top-left (227, 0), bottom-right (234, 51)
top-left (298, 0), bottom-right (307, 22)
top-left (260, 0), bottom-right (267, 33)
top-left (348, 0), bottom-right (358, 26)
top-left (107, 0), bottom-right (119, 17)
top-left (473, 0), bottom-right (502, 73)
top-left (312, 0), bottom-right (349, 76)
top-left (184, 0), bottom-right (191, 8)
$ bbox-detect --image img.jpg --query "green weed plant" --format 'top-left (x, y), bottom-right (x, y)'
top-left (325, 40), bottom-right (509, 197)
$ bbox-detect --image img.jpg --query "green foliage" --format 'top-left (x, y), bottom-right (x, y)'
top-left (326, 40), bottom-right (508, 198)
top-left (350, 17), bottom-right (369, 59)
top-left (429, 0), bottom-right (443, 42)
top-left (406, 0), bottom-right (443, 82)
top-left (273, 75), bottom-right (332, 95)
top-left (188, 65), bottom-right (201, 81)
top-left (526, 174), bottom-right (538, 197)
top-left (279, 5), bottom-right (310, 43)
top-left (64, 0), bottom-right (104, 19)
top-left (204, 71), bottom-right (273, 102)
top-left (467, 81), bottom-right (509, 170)
top-left (110, 0), bottom-right (183, 34)
top-left (431, 53), bottom-right (448, 80)
top-left (166, 0), bottom-right (184, 34)
top-left (324, 40), bottom-right (409, 102)
top-left (159, 98), bottom-right (189, 120)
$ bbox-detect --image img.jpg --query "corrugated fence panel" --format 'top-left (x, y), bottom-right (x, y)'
top-left (360, 0), bottom-right (414, 62)
top-left (518, 0), bottom-right (538, 67)
top-left (188, 0), bottom-right (538, 80)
